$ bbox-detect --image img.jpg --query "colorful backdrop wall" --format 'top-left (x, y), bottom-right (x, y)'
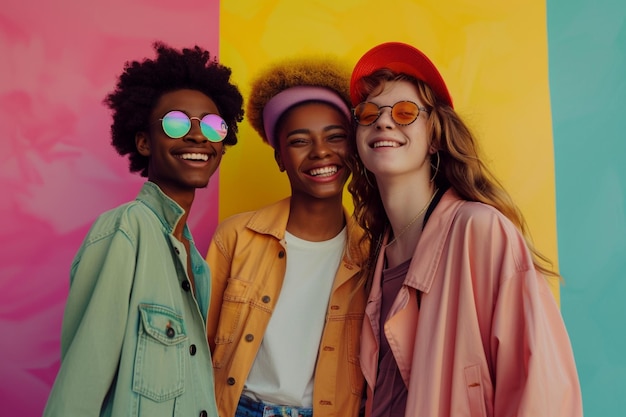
top-left (0, 0), bottom-right (623, 415)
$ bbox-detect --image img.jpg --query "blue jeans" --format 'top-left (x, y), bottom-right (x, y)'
top-left (235, 395), bottom-right (314, 417)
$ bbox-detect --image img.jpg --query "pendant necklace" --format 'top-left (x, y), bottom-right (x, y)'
top-left (385, 188), bottom-right (439, 248)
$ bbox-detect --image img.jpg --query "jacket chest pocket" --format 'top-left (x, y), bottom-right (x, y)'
top-left (133, 304), bottom-right (187, 402)
top-left (346, 314), bottom-right (366, 396)
top-left (212, 277), bottom-right (252, 368)
top-left (464, 364), bottom-right (488, 417)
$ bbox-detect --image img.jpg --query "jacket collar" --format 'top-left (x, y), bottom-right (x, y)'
top-left (246, 197), bottom-right (291, 240)
top-left (245, 197), bottom-right (368, 268)
top-left (378, 188), bottom-right (464, 293)
top-left (135, 181), bottom-right (191, 240)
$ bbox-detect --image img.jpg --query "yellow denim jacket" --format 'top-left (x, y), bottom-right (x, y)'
top-left (206, 198), bottom-right (368, 417)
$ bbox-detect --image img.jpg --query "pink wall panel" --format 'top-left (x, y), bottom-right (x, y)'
top-left (0, 1), bottom-right (220, 415)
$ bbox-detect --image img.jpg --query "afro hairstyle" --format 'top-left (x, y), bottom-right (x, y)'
top-left (246, 55), bottom-right (351, 146)
top-left (104, 41), bottom-right (244, 177)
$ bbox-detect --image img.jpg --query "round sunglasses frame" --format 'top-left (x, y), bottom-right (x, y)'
top-left (352, 100), bottom-right (429, 126)
top-left (158, 110), bottom-right (228, 142)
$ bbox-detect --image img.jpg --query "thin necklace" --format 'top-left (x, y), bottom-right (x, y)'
top-left (385, 188), bottom-right (439, 248)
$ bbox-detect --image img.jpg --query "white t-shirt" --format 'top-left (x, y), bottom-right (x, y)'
top-left (242, 227), bottom-right (347, 406)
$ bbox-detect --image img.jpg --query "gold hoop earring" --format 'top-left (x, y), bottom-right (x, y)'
top-left (361, 163), bottom-right (375, 187)
top-left (430, 151), bottom-right (440, 183)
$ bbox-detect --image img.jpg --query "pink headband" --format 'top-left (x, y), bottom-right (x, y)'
top-left (262, 86), bottom-right (351, 148)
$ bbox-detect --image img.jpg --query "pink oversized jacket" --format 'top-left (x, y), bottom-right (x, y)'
top-left (361, 189), bottom-right (583, 417)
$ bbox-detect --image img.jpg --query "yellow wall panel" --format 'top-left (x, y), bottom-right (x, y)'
top-left (219, 0), bottom-right (559, 298)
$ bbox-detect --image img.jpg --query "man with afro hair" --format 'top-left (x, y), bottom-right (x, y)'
top-left (206, 55), bottom-right (368, 417)
top-left (43, 42), bottom-right (243, 417)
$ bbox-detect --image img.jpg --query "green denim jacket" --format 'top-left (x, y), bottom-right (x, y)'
top-left (43, 181), bottom-right (218, 417)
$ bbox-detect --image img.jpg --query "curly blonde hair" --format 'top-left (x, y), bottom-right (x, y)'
top-left (247, 55), bottom-right (351, 145)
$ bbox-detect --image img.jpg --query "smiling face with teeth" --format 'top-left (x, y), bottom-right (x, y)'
top-left (274, 102), bottom-right (351, 202)
top-left (135, 89), bottom-right (224, 204)
top-left (356, 80), bottom-right (434, 184)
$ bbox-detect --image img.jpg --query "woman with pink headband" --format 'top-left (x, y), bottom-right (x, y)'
top-left (348, 42), bottom-right (582, 417)
top-left (206, 56), bottom-right (368, 417)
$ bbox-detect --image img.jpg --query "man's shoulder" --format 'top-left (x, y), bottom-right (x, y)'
top-left (215, 198), bottom-right (290, 234)
top-left (83, 200), bottom-right (153, 243)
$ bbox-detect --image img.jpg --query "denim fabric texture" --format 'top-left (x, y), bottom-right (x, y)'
top-left (235, 395), bottom-right (313, 417)
top-left (43, 181), bottom-right (218, 417)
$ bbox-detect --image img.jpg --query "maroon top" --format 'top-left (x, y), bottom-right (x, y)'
top-left (371, 258), bottom-right (411, 417)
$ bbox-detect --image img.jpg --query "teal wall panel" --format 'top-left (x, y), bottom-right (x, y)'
top-left (548, 0), bottom-right (626, 415)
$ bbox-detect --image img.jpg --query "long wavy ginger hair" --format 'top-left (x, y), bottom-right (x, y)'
top-left (347, 69), bottom-right (558, 280)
